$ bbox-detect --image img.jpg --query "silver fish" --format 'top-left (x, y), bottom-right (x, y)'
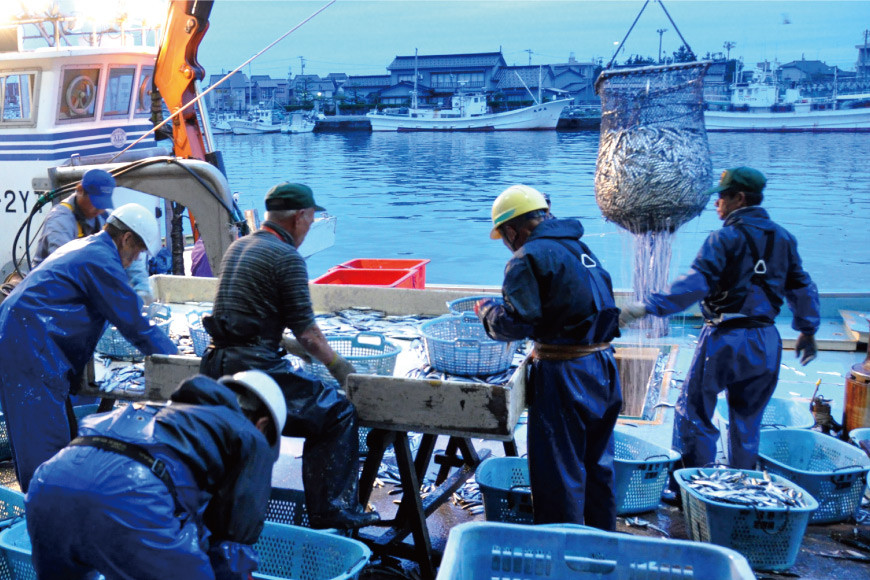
top-left (685, 468), bottom-right (806, 508)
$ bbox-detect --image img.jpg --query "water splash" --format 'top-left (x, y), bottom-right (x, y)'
top-left (633, 228), bottom-right (676, 338)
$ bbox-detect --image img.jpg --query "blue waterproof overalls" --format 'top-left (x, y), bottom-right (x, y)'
top-left (25, 376), bottom-right (277, 580)
top-left (0, 232), bottom-right (177, 492)
top-left (645, 206), bottom-right (819, 469)
top-left (479, 218), bottom-right (622, 529)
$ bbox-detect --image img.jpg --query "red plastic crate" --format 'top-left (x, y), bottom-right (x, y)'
top-left (312, 268), bottom-right (417, 288)
top-left (334, 259), bottom-right (429, 289)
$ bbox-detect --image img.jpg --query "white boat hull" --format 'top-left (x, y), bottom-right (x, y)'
top-left (367, 99), bottom-right (569, 132)
top-left (228, 119), bottom-right (281, 135)
top-left (704, 107), bottom-right (870, 132)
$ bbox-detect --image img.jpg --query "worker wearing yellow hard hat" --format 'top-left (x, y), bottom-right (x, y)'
top-left (477, 184), bottom-right (623, 530)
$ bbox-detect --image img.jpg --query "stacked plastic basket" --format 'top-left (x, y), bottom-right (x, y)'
top-left (420, 313), bottom-right (518, 376)
top-left (758, 428), bottom-right (870, 523)
top-left (675, 467), bottom-right (818, 571)
top-left (438, 522), bottom-right (756, 580)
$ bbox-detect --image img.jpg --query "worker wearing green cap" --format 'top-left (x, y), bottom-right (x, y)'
top-left (620, 167), bottom-right (820, 502)
top-left (200, 182), bottom-right (380, 530)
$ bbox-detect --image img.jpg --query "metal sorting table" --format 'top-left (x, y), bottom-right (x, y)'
top-left (96, 275), bottom-right (525, 579)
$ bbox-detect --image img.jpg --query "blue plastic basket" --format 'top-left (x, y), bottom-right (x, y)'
top-left (302, 332), bottom-right (401, 389)
top-left (850, 427), bottom-right (870, 451)
top-left (265, 487), bottom-right (311, 528)
top-left (715, 396), bottom-right (815, 432)
top-left (758, 428), bottom-right (870, 523)
top-left (420, 314), bottom-right (518, 376)
top-left (253, 522), bottom-right (371, 580)
top-left (0, 522), bottom-right (33, 580)
top-left (613, 430), bottom-right (680, 515)
top-left (446, 295), bottom-right (502, 315)
top-left (475, 457), bottom-right (533, 524)
top-left (186, 310), bottom-right (212, 357)
top-left (95, 318), bottom-right (171, 361)
top-left (675, 467), bottom-right (818, 571)
top-left (0, 414), bottom-right (11, 462)
top-left (437, 521), bottom-right (756, 580)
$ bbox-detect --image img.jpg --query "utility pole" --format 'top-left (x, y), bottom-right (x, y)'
top-left (298, 56), bottom-right (306, 76)
top-left (524, 49), bottom-right (533, 66)
top-left (657, 28), bottom-right (667, 63)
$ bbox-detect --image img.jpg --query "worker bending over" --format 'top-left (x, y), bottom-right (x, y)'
top-left (477, 185), bottom-right (623, 530)
top-left (200, 182), bottom-right (379, 530)
top-left (0, 203), bottom-right (178, 492)
top-left (620, 167), bottom-right (820, 498)
top-left (26, 371), bottom-right (284, 580)
top-left (32, 168), bottom-right (153, 303)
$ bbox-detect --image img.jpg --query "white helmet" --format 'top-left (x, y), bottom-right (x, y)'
top-left (107, 203), bottom-right (162, 257)
top-left (220, 370), bottom-right (286, 447)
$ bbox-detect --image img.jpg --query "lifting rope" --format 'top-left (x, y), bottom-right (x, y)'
top-left (606, 0), bottom-right (696, 70)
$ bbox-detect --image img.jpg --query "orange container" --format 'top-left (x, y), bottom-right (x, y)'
top-left (334, 258), bottom-right (430, 289)
top-left (312, 268), bottom-right (417, 288)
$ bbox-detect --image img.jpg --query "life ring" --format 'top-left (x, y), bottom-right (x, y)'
top-left (65, 75), bottom-right (96, 115)
top-left (138, 73), bottom-right (153, 111)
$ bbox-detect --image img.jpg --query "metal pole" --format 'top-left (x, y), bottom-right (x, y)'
top-left (657, 28), bottom-right (667, 63)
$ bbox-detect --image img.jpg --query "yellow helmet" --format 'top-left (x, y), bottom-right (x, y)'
top-left (490, 185), bottom-right (549, 239)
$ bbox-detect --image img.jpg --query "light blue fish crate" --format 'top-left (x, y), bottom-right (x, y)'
top-left (437, 521), bottom-right (756, 580)
top-left (253, 522), bottom-right (371, 580)
top-left (0, 522), bottom-right (33, 580)
top-left (758, 428), bottom-right (870, 523)
top-left (420, 314), bottom-right (518, 376)
top-left (446, 295), bottom-right (502, 315)
top-left (613, 430), bottom-right (680, 515)
top-left (475, 457), bottom-right (533, 524)
top-left (715, 396), bottom-right (815, 431)
top-left (185, 310), bottom-right (213, 357)
top-left (675, 467), bottom-right (818, 571)
top-left (265, 487), bottom-right (311, 528)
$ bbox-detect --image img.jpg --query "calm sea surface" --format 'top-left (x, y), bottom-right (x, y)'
top-left (214, 131), bottom-right (869, 292)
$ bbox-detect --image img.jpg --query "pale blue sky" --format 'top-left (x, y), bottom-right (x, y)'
top-left (196, 1), bottom-right (870, 79)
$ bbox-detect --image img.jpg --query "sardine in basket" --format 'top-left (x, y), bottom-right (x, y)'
top-left (613, 429), bottom-right (680, 515)
top-left (675, 467), bottom-right (818, 571)
top-left (420, 313), bottom-right (518, 376)
top-left (437, 521), bottom-right (756, 580)
top-left (758, 428), bottom-right (870, 524)
top-left (0, 520), bottom-right (371, 580)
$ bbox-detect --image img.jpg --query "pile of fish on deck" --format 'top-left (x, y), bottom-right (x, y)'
top-left (685, 469), bottom-right (808, 508)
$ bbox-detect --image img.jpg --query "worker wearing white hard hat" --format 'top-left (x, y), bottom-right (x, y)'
top-left (0, 202), bottom-right (177, 494)
top-left (25, 372), bottom-right (282, 579)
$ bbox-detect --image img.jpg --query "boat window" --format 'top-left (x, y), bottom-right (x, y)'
top-left (135, 66), bottom-right (153, 115)
top-left (59, 67), bottom-right (100, 121)
top-left (1, 73), bottom-right (36, 124)
top-left (103, 66), bottom-right (136, 117)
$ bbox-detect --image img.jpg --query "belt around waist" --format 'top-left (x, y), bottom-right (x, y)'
top-left (532, 342), bottom-right (611, 361)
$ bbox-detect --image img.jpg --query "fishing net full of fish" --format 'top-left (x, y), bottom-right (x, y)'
top-left (594, 62), bottom-right (713, 234)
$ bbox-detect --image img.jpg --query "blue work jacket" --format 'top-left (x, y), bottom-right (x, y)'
top-left (645, 206), bottom-right (820, 333)
top-left (481, 218), bottom-right (621, 345)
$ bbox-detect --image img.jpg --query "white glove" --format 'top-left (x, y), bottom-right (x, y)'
top-left (619, 302), bottom-right (647, 327)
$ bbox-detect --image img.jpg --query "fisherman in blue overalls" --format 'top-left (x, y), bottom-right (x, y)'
top-left (31, 168), bottom-right (153, 303)
top-left (26, 371), bottom-right (285, 580)
top-left (0, 203), bottom-right (177, 493)
top-left (620, 167), bottom-right (820, 498)
top-left (477, 185), bottom-right (623, 530)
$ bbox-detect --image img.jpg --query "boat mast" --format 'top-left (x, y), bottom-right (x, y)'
top-left (412, 48), bottom-right (418, 110)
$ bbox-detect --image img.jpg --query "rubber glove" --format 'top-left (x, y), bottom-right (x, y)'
top-left (619, 302), bottom-right (647, 327)
top-left (208, 541), bottom-right (259, 580)
top-left (280, 335), bottom-right (312, 363)
top-left (474, 298), bottom-right (498, 320)
top-left (794, 332), bottom-right (817, 366)
top-left (327, 354), bottom-right (357, 387)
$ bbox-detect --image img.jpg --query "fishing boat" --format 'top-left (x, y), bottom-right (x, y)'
top-left (367, 92), bottom-right (571, 132)
top-left (0, 3), bottom-right (170, 281)
top-left (280, 112), bottom-right (316, 134)
top-left (704, 68), bottom-right (870, 132)
top-left (228, 104), bottom-right (283, 134)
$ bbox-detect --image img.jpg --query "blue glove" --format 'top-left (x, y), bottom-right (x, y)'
top-left (208, 541), bottom-right (260, 580)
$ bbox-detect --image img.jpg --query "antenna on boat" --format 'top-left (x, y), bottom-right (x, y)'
top-left (514, 71), bottom-right (539, 106)
top-left (412, 48), bottom-right (418, 110)
top-left (109, 0), bottom-right (335, 163)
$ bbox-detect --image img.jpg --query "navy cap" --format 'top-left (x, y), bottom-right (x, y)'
top-left (264, 182), bottom-right (325, 212)
top-left (81, 169), bottom-right (115, 210)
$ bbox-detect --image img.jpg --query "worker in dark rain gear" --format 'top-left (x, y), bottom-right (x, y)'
top-left (620, 167), bottom-right (820, 499)
top-left (26, 371), bottom-right (285, 580)
top-left (31, 168), bottom-right (153, 303)
top-left (0, 203), bottom-right (178, 493)
top-left (200, 182), bottom-right (379, 530)
top-left (476, 185), bottom-right (623, 530)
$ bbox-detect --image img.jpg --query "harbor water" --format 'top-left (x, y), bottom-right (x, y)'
top-left (214, 131), bottom-right (870, 291)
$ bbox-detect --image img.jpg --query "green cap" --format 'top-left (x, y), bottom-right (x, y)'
top-left (706, 167), bottom-right (767, 196)
top-left (264, 182), bottom-right (325, 211)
